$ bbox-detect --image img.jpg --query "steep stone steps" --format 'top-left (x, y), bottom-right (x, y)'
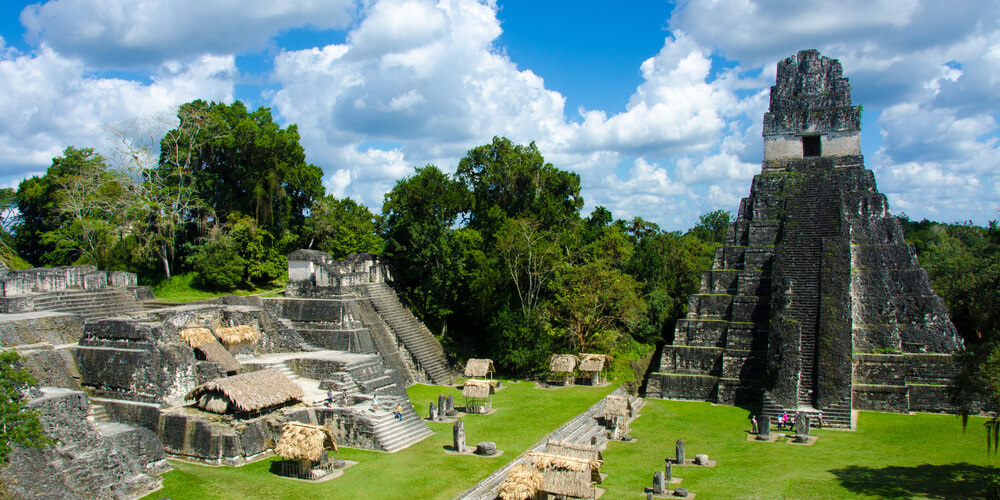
top-left (369, 399), bottom-right (433, 452)
top-left (362, 283), bottom-right (452, 385)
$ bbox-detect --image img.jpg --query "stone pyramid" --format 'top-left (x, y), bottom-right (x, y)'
top-left (646, 50), bottom-right (963, 428)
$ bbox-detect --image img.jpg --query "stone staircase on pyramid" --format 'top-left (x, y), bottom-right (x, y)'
top-left (361, 282), bottom-right (453, 386)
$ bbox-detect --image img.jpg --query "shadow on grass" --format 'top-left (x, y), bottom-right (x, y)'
top-left (829, 462), bottom-right (996, 498)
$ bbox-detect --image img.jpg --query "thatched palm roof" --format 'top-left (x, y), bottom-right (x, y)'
top-left (462, 379), bottom-right (496, 399)
top-left (215, 325), bottom-right (260, 346)
top-left (549, 354), bottom-right (579, 373)
top-left (186, 369), bottom-right (303, 413)
top-left (179, 327), bottom-right (215, 348)
top-left (604, 395), bottom-right (631, 418)
top-left (274, 422), bottom-right (338, 462)
top-left (528, 451), bottom-right (603, 498)
top-left (578, 353), bottom-right (610, 372)
top-left (544, 440), bottom-right (602, 461)
top-left (464, 358), bottom-right (495, 378)
top-left (196, 340), bottom-right (242, 373)
top-left (498, 463), bottom-right (543, 500)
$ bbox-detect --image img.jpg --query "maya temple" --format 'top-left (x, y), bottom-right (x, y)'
top-left (645, 49), bottom-right (964, 428)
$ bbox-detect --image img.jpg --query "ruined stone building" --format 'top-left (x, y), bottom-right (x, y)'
top-left (646, 50), bottom-right (963, 428)
top-left (0, 251), bottom-right (454, 497)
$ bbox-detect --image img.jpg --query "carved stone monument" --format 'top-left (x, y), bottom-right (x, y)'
top-left (429, 402), bottom-right (437, 421)
top-left (453, 420), bottom-right (466, 452)
top-left (437, 395), bottom-right (447, 420)
top-left (756, 415), bottom-right (771, 440)
top-left (653, 471), bottom-right (666, 494)
top-left (446, 395), bottom-right (457, 416)
top-left (675, 439), bottom-right (685, 464)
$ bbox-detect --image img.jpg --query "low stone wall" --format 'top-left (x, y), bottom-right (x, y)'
top-left (648, 373), bottom-right (719, 400)
top-left (852, 383), bottom-right (908, 412)
top-left (0, 313), bottom-right (84, 347)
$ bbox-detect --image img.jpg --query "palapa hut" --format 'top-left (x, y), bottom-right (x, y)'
top-left (544, 440), bottom-right (602, 462)
top-left (527, 448), bottom-right (603, 500)
top-left (274, 422), bottom-right (338, 479)
top-left (498, 463), bottom-right (543, 500)
top-left (578, 354), bottom-right (611, 385)
top-left (602, 395), bottom-right (632, 439)
top-left (464, 358), bottom-right (495, 379)
top-left (180, 327), bottom-right (241, 375)
top-left (215, 324), bottom-right (261, 347)
top-left (185, 369), bottom-right (303, 416)
top-left (549, 354), bottom-right (579, 386)
top-left (462, 379), bottom-right (498, 413)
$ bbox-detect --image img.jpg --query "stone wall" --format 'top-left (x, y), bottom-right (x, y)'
top-left (0, 388), bottom-right (166, 499)
top-left (0, 312), bottom-right (84, 347)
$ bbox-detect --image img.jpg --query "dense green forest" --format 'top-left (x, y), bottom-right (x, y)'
top-left (2, 100), bottom-right (998, 407)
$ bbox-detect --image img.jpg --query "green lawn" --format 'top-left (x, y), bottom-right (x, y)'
top-left (145, 385), bottom-right (999, 499)
top-left (601, 399), bottom-right (998, 499)
top-left (145, 381), bottom-right (614, 499)
top-left (150, 273), bottom-right (286, 303)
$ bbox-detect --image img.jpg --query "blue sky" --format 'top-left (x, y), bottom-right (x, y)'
top-left (0, 0), bottom-right (997, 230)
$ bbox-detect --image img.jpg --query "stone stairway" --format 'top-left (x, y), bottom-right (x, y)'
top-left (370, 398), bottom-right (434, 452)
top-left (32, 288), bottom-right (144, 323)
top-left (781, 175), bottom-right (841, 408)
top-left (87, 403), bottom-right (110, 424)
top-left (362, 282), bottom-right (452, 385)
top-left (761, 393), bottom-right (853, 429)
top-left (455, 389), bottom-right (640, 500)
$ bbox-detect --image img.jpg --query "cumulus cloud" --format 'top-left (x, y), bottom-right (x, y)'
top-left (0, 41), bottom-right (236, 180)
top-left (20, 0), bottom-right (358, 68)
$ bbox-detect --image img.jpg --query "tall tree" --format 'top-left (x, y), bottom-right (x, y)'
top-left (382, 165), bottom-right (472, 327)
top-left (309, 196), bottom-right (382, 259)
top-left (548, 260), bottom-right (646, 352)
top-left (495, 218), bottom-right (562, 319)
top-left (688, 209), bottom-right (732, 244)
top-left (162, 100), bottom-right (324, 241)
top-left (14, 147), bottom-right (104, 266)
top-left (456, 136), bottom-right (583, 235)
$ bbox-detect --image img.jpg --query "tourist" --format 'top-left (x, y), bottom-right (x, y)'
top-left (394, 403), bottom-right (403, 421)
top-left (372, 394), bottom-right (378, 412)
top-left (342, 389), bottom-right (349, 406)
top-left (817, 411), bottom-right (824, 428)
top-left (326, 389), bottom-right (334, 407)
top-left (751, 415), bottom-right (759, 434)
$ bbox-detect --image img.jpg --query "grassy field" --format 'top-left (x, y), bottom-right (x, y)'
top-left (150, 272), bottom-right (286, 303)
top-left (144, 382), bottom-right (998, 499)
top-left (602, 399), bottom-right (998, 499)
top-left (144, 381), bottom-right (614, 499)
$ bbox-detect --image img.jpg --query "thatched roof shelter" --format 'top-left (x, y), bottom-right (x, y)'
top-left (464, 358), bottom-right (495, 378)
top-left (179, 327), bottom-right (215, 348)
top-left (549, 354), bottom-right (579, 373)
top-left (215, 324), bottom-right (260, 346)
top-left (578, 354), bottom-right (610, 373)
top-left (186, 369), bottom-right (303, 414)
top-left (604, 395), bottom-right (632, 418)
top-left (544, 440), bottom-right (602, 461)
top-left (498, 463), bottom-right (543, 500)
top-left (274, 422), bottom-right (338, 462)
top-left (462, 379), bottom-right (497, 399)
top-left (528, 450), bottom-right (603, 499)
top-left (196, 340), bottom-right (242, 374)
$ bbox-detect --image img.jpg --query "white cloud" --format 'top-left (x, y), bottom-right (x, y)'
top-left (0, 42), bottom-right (236, 179)
top-left (20, 0), bottom-right (358, 68)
